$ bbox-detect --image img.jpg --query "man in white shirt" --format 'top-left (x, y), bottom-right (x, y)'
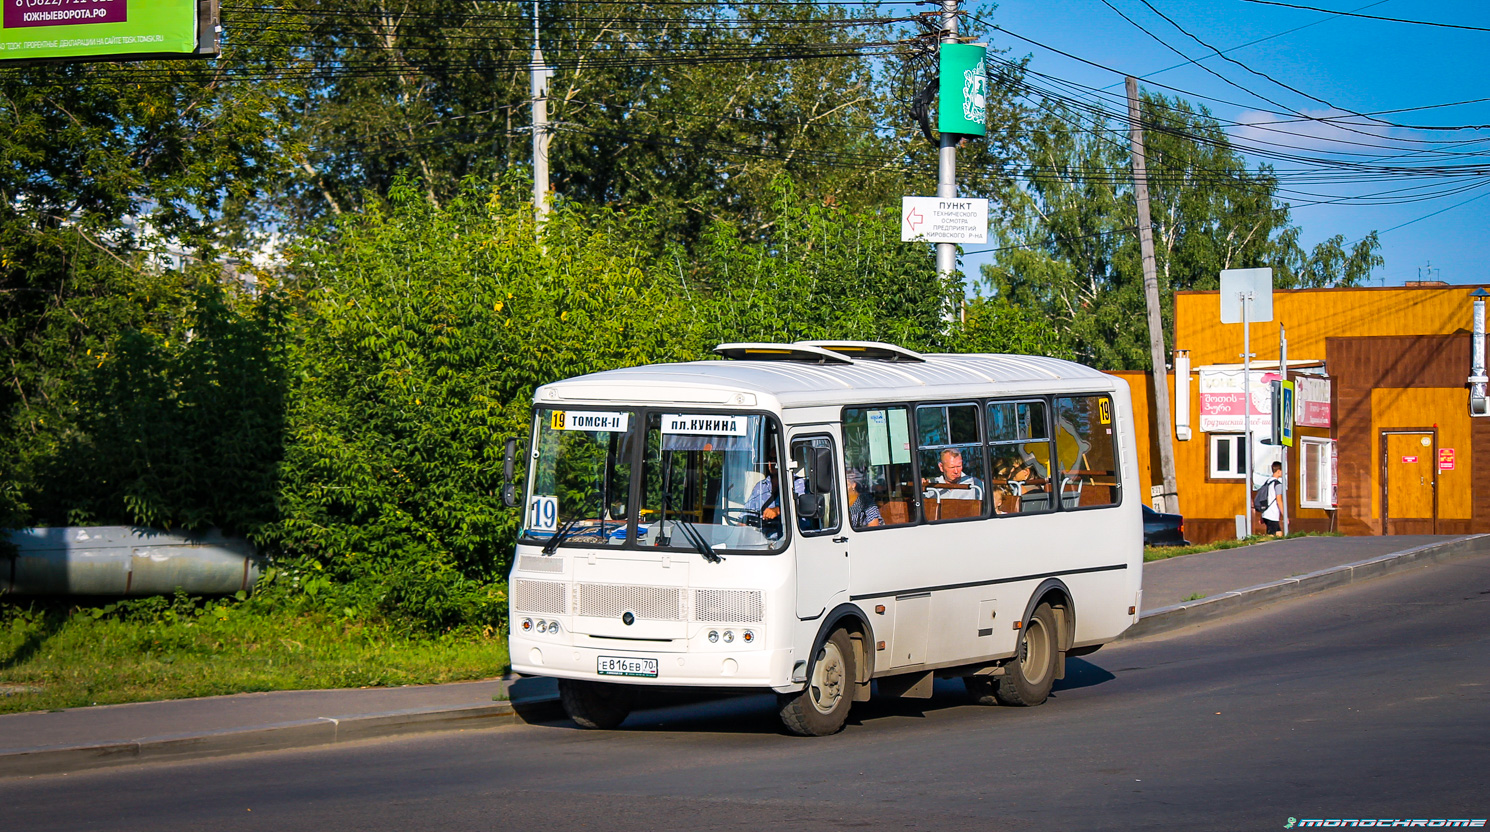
top-left (924, 448), bottom-right (983, 501)
top-left (1261, 461), bottom-right (1283, 537)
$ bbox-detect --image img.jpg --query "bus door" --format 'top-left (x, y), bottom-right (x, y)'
top-left (789, 431), bottom-right (848, 619)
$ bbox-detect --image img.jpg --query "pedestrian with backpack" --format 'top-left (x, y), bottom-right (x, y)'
top-left (1256, 460), bottom-right (1284, 537)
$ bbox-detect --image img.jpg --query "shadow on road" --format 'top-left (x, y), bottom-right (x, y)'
top-left (527, 658), bottom-right (1120, 735)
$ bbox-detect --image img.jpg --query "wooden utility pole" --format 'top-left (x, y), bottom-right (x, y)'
top-left (1126, 76), bottom-right (1180, 515)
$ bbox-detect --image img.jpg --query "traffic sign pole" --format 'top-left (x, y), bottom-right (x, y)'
top-left (936, 0), bottom-right (959, 322)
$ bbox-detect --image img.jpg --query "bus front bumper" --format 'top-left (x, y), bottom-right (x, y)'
top-left (509, 635), bottom-right (799, 692)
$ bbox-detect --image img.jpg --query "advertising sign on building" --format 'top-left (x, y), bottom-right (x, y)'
top-left (1, 0), bottom-right (209, 63)
top-left (1295, 375), bottom-right (1332, 428)
top-left (1198, 369), bottom-right (1279, 433)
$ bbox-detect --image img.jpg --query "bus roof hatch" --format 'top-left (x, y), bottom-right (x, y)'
top-left (796, 341), bottom-right (927, 363)
top-left (713, 343), bottom-right (855, 365)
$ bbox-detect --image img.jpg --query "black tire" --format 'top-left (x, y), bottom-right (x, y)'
top-left (994, 603), bottom-right (1059, 707)
top-left (963, 675), bottom-right (999, 706)
top-left (778, 629), bottom-right (856, 736)
top-left (558, 679), bottom-right (635, 729)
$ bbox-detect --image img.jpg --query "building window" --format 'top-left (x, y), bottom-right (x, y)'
top-left (1299, 436), bottom-right (1335, 509)
top-left (1209, 434), bottom-right (1248, 479)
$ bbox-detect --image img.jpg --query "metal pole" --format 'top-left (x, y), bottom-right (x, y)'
top-left (531, 0), bottom-right (552, 230)
top-left (936, 0), bottom-right (959, 321)
top-left (1126, 76), bottom-right (1180, 516)
top-left (1280, 324), bottom-right (1289, 536)
top-left (1243, 291), bottom-right (1253, 537)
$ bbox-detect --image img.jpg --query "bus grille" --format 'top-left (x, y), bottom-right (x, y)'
top-left (576, 583), bottom-right (685, 621)
top-left (693, 589), bottom-right (764, 623)
top-left (513, 579), bottom-right (567, 614)
top-left (517, 555), bottom-right (564, 573)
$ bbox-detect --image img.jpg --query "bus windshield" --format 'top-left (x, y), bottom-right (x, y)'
top-left (522, 409), bottom-right (637, 546)
top-left (640, 412), bottom-right (785, 552)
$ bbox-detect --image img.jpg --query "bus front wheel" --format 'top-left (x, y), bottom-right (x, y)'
top-left (779, 628), bottom-right (855, 736)
top-left (993, 602), bottom-right (1059, 707)
top-left (558, 679), bottom-right (635, 729)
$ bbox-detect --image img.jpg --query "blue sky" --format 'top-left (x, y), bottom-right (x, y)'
top-left (961, 0), bottom-right (1490, 287)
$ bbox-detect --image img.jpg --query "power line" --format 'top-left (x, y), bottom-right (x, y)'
top-left (1239, 1), bottom-right (1490, 34)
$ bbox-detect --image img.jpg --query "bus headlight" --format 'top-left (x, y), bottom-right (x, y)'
top-left (708, 630), bottom-right (719, 643)
top-left (723, 630), bottom-right (734, 643)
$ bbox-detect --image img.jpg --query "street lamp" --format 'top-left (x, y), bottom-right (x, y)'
top-left (1470, 288), bottom-right (1489, 417)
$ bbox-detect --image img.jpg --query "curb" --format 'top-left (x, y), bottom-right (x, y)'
top-left (0, 696), bottom-right (568, 780)
top-left (1120, 533), bottom-right (1490, 641)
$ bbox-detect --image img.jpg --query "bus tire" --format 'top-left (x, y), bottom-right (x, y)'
top-left (995, 603), bottom-right (1058, 707)
top-left (558, 679), bottom-right (635, 729)
top-left (778, 628), bottom-right (855, 736)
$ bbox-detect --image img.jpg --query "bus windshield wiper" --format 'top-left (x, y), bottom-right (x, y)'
top-left (541, 517), bottom-right (582, 555)
top-left (674, 518), bottom-right (722, 564)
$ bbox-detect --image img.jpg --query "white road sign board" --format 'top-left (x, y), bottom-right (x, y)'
top-left (901, 196), bottom-right (988, 245)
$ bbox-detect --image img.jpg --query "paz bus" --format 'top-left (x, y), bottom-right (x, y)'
top-left (505, 341), bottom-right (1142, 735)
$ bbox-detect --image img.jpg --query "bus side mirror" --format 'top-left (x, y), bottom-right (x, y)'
top-left (796, 493), bottom-right (825, 519)
top-left (502, 437), bottom-right (518, 508)
top-left (807, 446), bottom-right (834, 494)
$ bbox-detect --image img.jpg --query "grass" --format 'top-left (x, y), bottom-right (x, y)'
top-left (0, 595), bottom-right (509, 716)
top-left (1144, 531), bottom-right (1343, 563)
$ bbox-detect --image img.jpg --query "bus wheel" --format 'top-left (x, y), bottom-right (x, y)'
top-left (994, 603), bottom-right (1058, 707)
top-left (558, 679), bottom-right (635, 729)
top-left (779, 629), bottom-right (855, 736)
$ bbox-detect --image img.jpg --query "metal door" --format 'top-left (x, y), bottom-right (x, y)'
top-left (1382, 430), bottom-right (1437, 534)
top-left (789, 430), bottom-right (849, 619)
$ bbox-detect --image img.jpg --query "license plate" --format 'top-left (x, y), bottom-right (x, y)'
top-left (597, 656), bottom-right (658, 678)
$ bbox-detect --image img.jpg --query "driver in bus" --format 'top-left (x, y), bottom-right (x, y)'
top-left (744, 458), bottom-right (807, 529)
top-left (923, 448), bottom-right (983, 501)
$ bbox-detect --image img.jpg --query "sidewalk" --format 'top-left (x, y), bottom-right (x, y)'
top-left (3, 533), bottom-right (1487, 778)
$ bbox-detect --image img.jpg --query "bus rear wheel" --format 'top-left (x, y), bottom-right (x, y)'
top-left (558, 679), bottom-right (635, 729)
top-left (779, 629), bottom-right (855, 736)
top-left (994, 603), bottom-right (1059, 707)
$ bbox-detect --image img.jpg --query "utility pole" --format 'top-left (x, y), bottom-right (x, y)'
top-left (936, 0), bottom-right (959, 320)
top-left (1126, 76), bottom-right (1180, 515)
top-left (530, 0), bottom-right (553, 230)
top-left (1279, 324), bottom-right (1289, 536)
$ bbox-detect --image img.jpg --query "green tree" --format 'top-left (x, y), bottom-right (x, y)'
top-left (267, 176), bottom-right (698, 628)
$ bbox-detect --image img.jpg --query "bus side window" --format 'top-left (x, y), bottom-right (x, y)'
top-left (790, 436), bottom-right (840, 535)
top-left (1053, 395), bottom-right (1122, 508)
top-left (988, 400), bottom-right (1056, 515)
top-left (917, 403), bottom-right (987, 522)
top-left (842, 406), bottom-right (918, 528)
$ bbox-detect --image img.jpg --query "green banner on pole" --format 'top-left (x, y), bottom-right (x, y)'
top-left (938, 42), bottom-right (988, 136)
top-left (2, 0), bottom-right (200, 63)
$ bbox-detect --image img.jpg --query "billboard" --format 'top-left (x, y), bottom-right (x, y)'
top-left (1, 0), bottom-right (215, 63)
top-left (938, 42), bottom-right (987, 137)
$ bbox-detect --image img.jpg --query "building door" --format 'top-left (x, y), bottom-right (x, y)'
top-left (1381, 430), bottom-right (1437, 534)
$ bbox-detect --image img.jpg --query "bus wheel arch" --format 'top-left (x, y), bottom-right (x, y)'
top-left (1021, 579), bottom-right (1076, 658)
top-left (817, 604), bottom-right (873, 695)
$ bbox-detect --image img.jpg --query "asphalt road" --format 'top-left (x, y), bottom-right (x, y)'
top-left (7, 553), bottom-right (1490, 832)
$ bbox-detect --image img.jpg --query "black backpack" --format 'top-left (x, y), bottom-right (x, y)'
top-left (1252, 481), bottom-right (1273, 512)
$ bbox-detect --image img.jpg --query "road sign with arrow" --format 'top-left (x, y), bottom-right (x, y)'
top-left (900, 196), bottom-right (988, 244)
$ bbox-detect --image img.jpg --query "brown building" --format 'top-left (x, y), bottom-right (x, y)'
top-left (1117, 284), bottom-right (1490, 543)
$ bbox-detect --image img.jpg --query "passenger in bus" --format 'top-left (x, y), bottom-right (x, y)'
top-left (991, 457), bottom-right (1025, 514)
top-left (846, 468), bottom-right (883, 528)
top-left (923, 448), bottom-right (983, 501)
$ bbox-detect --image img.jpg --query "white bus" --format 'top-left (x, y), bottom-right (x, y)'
top-left (506, 341), bottom-right (1142, 735)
